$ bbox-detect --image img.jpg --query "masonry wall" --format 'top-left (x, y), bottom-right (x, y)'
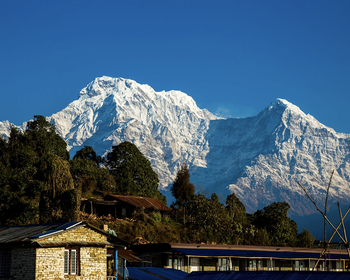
top-left (23, 225), bottom-right (107, 280)
top-left (35, 247), bottom-right (64, 279)
top-left (9, 248), bottom-right (36, 280)
top-left (33, 247), bottom-right (107, 280)
top-left (35, 226), bottom-right (108, 280)
top-left (39, 226), bottom-right (107, 243)
top-left (79, 247), bottom-right (107, 280)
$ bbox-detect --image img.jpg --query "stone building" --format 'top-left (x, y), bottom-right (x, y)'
top-left (0, 221), bottom-right (131, 280)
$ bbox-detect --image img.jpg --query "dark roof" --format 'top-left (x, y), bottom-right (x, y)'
top-left (174, 248), bottom-right (346, 260)
top-left (0, 221), bottom-right (126, 248)
top-left (105, 194), bottom-right (171, 211)
top-left (0, 222), bottom-right (85, 244)
top-left (118, 249), bottom-right (143, 262)
top-left (37, 241), bottom-right (112, 248)
top-left (184, 271), bottom-right (350, 280)
top-left (127, 267), bottom-right (188, 280)
top-left (131, 243), bottom-right (350, 260)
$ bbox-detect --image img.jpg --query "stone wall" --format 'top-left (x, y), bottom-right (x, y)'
top-left (79, 247), bottom-right (107, 280)
top-left (39, 226), bottom-right (107, 243)
top-left (35, 247), bottom-right (64, 279)
top-left (33, 247), bottom-right (107, 280)
top-left (10, 248), bottom-right (36, 280)
top-left (5, 225), bottom-right (109, 279)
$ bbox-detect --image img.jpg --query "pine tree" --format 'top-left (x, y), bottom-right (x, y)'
top-left (171, 163), bottom-right (195, 204)
top-left (171, 163), bottom-right (195, 225)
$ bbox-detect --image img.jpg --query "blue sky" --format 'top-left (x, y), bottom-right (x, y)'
top-left (1, 1), bottom-right (349, 133)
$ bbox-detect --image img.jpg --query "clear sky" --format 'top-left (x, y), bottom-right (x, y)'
top-left (1, 1), bottom-right (349, 133)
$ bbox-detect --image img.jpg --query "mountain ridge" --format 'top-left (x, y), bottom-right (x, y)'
top-left (1, 76), bottom-right (349, 219)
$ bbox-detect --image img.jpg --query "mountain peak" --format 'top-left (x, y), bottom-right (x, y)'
top-left (268, 98), bottom-right (303, 114)
top-left (79, 76), bottom-right (135, 98)
top-left (1, 78), bottom-right (349, 223)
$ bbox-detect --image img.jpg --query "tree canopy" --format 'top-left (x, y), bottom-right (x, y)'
top-left (70, 146), bottom-right (115, 197)
top-left (171, 163), bottom-right (195, 205)
top-left (0, 116), bottom-right (77, 225)
top-left (106, 141), bottom-right (166, 203)
top-left (252, 202), bottom-right (298, 246)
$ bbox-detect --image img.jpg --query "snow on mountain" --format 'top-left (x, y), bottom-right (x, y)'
top-left (47, 76), bottom-right (220, 189)
top-left (190, 98), bottom-right (350, 215)
top-left (0, 120), bottom-right (12, 138)
top-left (1, 76), bottom-right (350, 218)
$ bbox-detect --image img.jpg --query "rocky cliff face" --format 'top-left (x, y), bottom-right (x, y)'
top-left (1, 76), bottom-right (350, 217)
top-left (48, 76), bottom-right (220, 190)
top-left (191, 99), bottom-right (350, 215)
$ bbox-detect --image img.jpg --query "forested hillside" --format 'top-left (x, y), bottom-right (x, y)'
top-left (0, 116), bottom-right (314, 247)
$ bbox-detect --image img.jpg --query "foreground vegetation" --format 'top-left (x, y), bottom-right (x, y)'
top-left (0, 115), bottom-right (314, 247)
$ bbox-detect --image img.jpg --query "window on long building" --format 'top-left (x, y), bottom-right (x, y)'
top-left (64, 248), bottom-right (80, 275)
top-left (0, 249), bottom-right (11, 277)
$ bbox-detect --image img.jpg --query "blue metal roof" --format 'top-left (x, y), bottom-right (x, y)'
top-left (174, 248), bottom-right (347, 260)
top-left (56, 221), bottom-right (82, 230)
top-left (184, 271), bottom-right (350, 280)
top-left (127, 267), bottom-right (188, 280)
top-left (30, 221), bottom-right (83, 239)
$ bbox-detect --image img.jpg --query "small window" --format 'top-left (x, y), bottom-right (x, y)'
top-left (64, 248), bottom-right (79, 275)
top-left (122, 208), bottom-right (126, 219)
top-left (0, 249), bottom-right (11, 277)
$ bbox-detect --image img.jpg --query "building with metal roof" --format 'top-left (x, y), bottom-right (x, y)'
top-left (131, 243), bottom-right (350, 273)
top-left (81, 194), bottom-right (171, 220)
top-left (183, 271), bottom-right (350, 280)
top-left (0, 221), bottom-right (139, 279)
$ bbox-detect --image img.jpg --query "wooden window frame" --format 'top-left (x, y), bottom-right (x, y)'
top-left (64, 248), bottom-right (80, 276)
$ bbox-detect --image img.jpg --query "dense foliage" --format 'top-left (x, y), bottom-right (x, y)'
top-left (106, 141), bottom-right (166, 203)
top-left (0, 116), bottom-right (77, 225)
top-left (0, 116), bottom-right (314, 247)
top-left (0, 120), bottom-right (166, 225)
top-left (168, 164), bottom-right (312, 247)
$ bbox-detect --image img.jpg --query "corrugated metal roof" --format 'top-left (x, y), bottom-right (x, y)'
top-left (0, 222), bottom-right (120, 247)
top-left (37, 241), bottom-right (112, 247)
top-left (56, 221), bottom-right (83, 230)
top-left (168, 243), bottom-right (344, 254)
top-left (30, 222), bottom-right (82, 239)
top-left (127, 267), bottom-right (188, 280)
top-left (106, 194), bottom-right (171, 211)
top-left (0, 224), bottom-right (62, 244)
top-left (184, 271), bottom-right (350, 280)
top-left (174, 248), bottom-right (347, 260)
top-left (118, 249), bottom-right (143, 262)
top-left (132, 243), bottom-right (350, 261)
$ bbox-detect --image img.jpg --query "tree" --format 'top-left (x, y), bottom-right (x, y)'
top-left (171, 163), bottom-right (195, 225)
top-left (106, 141), bottom-right (166, 203)
top-left (70, 146), bottom-right (115, 197)
top-left (296, 228), bottom-right (314, 248)
top-left (73, 145), bottom-right (101, 165)
top-left (171, 163), bottom-right (195, 204)
top-left (252, 202), bottom-right (298, 246)
top-left (39, 154), bottom-right (79, 223)
top-left (225, 193), bottom-right (247, 225)
top-left (25, 115), bottom-right (69, 161)
top-left (0, 116), bottom-right (79, 225)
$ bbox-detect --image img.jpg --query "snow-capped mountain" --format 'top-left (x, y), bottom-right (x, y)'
top-left (1, 76), bottom-right (350, 218)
